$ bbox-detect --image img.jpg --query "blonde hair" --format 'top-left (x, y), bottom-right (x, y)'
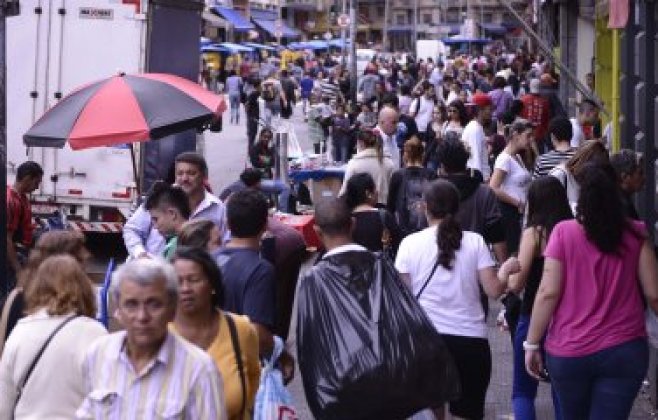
top-left (403, 136), bottom-right (424, 165)
top-left (24, 255), bottom-right (97, 317)
top-left (179, 219), bottom-right (216, 248)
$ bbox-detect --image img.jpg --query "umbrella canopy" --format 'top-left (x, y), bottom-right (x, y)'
top-left (24, 73), bottom-right (226, 150)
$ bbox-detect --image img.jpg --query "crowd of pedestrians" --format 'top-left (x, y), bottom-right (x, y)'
top-left (2, 45), bottom-right (658, 420)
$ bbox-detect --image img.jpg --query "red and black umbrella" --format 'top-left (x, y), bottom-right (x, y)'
top-left (23, 73), bottom-right (226, 150)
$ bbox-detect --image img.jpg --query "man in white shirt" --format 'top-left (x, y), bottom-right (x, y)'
top-left (462, 93), bottom-right (493, 181)
top-left (376, 106), bottom-right (402, 168)
top-left (77, 258), bottom-right (227, 419)
top-left (410, 81), bottom-right (436, 140)
top-left (570, 99), bottom-right (599, 148)
top-left (123, 152), bottom-right (229, 258)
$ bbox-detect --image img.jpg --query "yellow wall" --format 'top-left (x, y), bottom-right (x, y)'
top-left (594, 17), bottom-right (620, 150)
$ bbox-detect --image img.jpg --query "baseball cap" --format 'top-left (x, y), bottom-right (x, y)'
top-left (529, 78), bottom-right (541, 94)
top-left (471, 93), bottom-right (492, 108)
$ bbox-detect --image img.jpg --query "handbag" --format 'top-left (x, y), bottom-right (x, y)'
top-left (14, 314), bottom-right (78, 410)
top-left (226, 313), bottom-right (248, 419)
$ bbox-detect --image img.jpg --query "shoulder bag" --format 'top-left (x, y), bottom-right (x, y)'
top-left (415, 259), bottom-right (441, 300)
top-left (226, 313), bottom-right (247, 419)
top-left (14, 314), bottom-right (78, 411)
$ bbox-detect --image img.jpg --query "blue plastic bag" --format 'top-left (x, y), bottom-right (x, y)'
top-left (254, 337), bottom-right (298, 420)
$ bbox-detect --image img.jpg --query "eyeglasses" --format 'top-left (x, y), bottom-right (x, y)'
top-left (448, 109), bottom-right (458, 113)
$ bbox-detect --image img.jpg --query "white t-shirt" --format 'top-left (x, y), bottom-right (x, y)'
top-left (461, 119), bottom-right (491, 180)
top-left (410, 96), bottom-right (434, 133)
top-left (570, 118), bottom-right (586, 148)
top-left (493, 151), bottom-right (531, 203)
top-left (395, 227), bottom-right (495, 338)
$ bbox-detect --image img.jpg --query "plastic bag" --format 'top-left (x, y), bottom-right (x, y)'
top-left (254, 336), bottom-right (298, 420)
top-left (297, 251), bottom-right (460, 420)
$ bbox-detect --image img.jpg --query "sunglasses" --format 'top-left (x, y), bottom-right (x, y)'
top-left (448, 109), bottom-right (458, 113)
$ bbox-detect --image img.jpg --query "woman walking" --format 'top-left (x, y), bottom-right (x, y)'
top-left (171, 247), bottom-right (261, 420)
top-left (0, 255), bottom-right (106, 419)
top-left (489, 119), bottom-right (534, 254)
top-left (499, 177), bottom-right (572, 420)
top-left (525, 163), bottom-right (658, 420)
top-left (395, 180), bottom-right (508, 420)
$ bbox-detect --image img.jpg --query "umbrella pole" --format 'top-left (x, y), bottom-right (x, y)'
top-left (130, 143), bottom-right (140, 196)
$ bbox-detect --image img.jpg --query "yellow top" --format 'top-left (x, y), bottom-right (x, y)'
top-left (171, 312), bottom-right (261, 420)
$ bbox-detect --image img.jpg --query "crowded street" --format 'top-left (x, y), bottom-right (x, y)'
top-left (2, 0), bottom-right (658, 419)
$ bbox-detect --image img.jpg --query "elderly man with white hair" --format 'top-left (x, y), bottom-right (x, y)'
top-left (376, 105), bottom-right (402, 168)
top-left (76, 258), bottom-right (227, 420)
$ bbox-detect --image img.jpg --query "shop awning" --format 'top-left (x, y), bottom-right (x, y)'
top-left (252, 18), bottom-right (300, 38)
top-left (218, 42), bottom-right (255, 53)
top-left (303, 40), bottom-right (329, 50)
top-left (327, 39), bottom-right (351, 48)
top-left (479, 23), bottom-right (508, 36)
top-left (201, 44), bottom-right (230, 53)
top-left (242, 42), bottom-right (277, 51)
top-left (212, 7), bottom-right (254, 32)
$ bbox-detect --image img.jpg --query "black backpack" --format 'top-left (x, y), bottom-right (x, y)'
top-left (262, 81), bottom-right (276, 102)
top-left (398, 169), bottom-right (429, 235)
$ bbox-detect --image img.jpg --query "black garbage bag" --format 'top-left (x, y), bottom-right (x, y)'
top-left (297, 251), bottom-right (460, 420)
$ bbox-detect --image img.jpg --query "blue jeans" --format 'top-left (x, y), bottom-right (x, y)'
top-left (513, 315), bottom-right (562, 420)
top-left (546, 337), bottom-right (648, 420)
top-left (260, 179), bottom-right (291, 212)
top-left (229, 94), bottom-right (241, 123)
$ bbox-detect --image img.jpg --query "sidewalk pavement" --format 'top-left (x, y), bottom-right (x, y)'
top-left (288, 300), bottom-right (657, 419)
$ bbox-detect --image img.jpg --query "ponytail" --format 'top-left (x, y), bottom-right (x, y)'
top-left (436, 214), bottom-right (462, 270)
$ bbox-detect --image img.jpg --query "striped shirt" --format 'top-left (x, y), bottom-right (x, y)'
top-left (532, 149), bottom-right (576, 179)
top-left (76, 331), bottom-right (227, 420)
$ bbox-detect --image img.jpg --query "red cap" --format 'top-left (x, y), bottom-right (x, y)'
top-left (471, 93), bottom-right (492, 108)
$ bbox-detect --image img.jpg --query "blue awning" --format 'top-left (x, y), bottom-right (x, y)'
top-left (441, 37), bottom-right (492, 45)
top-left (252, 18), bottom-right (300, 38)
top-left (327, 39), bottom-right (351, 48)
top-left (305, 40), bottom-right (329, 50)
top-left (218, 42), bottom-right (255, 53)
top-left (242, 42), bottom-right (277, 51)
top-left (479, 23), bottom-right (509, 36)
top-left (201, 44), bottom-right (230, 54)
top-left (212, 7), bottom-right (254, 32)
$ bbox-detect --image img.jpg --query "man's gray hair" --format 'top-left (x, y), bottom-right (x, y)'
top-left (111, 258), bottom-right (178, 303)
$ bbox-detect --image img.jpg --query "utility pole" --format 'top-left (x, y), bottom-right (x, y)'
top-left (382, 0), bottom-right (390, 52)
top-left (349, 0), bottom-right (357, 103)
top-left (340, 0), bottom-right (347, 66)
top-left (0, 1), bottom-right (7, 298)
top-left (412, 0), bottom-right (418, 46)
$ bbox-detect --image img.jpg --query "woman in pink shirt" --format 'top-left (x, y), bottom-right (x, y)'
top-left (525, 163), bottom-right (658, 419)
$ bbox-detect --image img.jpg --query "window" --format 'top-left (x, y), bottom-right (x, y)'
top-left (483, 13), bottom-right (493, 23)
top-left (396, 14), bottom-right (405, 25)
top-left (423, 13), bottom-right (432, 24)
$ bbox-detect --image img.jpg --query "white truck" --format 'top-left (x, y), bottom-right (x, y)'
top-left (7, 0), bottom-right (202, 239)
top-left (416, 39), bottom-right (448, 64)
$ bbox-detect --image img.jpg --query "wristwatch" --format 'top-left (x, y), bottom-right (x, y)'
top-left (523, 340), bottom-right (540, 351)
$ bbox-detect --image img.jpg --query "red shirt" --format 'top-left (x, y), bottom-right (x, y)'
top-left (6, 185), bottom-right (33, 246)
top-left (520, 94), bottom-right (550, 142)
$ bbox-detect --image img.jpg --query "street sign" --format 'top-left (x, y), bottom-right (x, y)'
top-left (337, 14), bottom-right (350, 28)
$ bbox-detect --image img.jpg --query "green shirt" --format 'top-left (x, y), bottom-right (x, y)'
top-left (162, 236), bottom-right (178, 261)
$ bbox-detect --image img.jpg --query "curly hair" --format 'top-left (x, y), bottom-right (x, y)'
top-left (24, 255), bottom-right (97, 317)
